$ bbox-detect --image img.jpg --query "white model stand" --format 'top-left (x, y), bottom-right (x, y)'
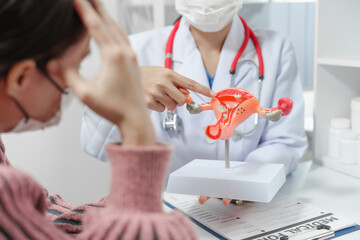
top-left (166, 159), bottom-right (286, 203)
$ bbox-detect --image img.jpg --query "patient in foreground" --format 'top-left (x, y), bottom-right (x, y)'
top-left (0, 0), bottom-right (195, 239)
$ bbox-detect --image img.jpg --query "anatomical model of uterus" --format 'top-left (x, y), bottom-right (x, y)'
top-left (186, 88), bottom-right (293, 140)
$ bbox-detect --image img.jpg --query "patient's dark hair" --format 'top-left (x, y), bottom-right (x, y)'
top-left (0, 0), bottom-right (85, 78)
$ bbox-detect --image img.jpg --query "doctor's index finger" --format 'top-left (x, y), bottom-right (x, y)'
top-left (173, 74), bottom-right (216, 98)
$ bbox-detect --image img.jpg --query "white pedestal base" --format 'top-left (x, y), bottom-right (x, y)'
top-left (166, 159), bottom-right (286, 203)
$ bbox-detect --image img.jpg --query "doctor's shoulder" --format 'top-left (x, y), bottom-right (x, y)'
top-left (249, 26), bottom-right (291, 46)
top-left (128, 26), bottom-right (173, 60)
top-left (251, 26), bottom-right (296, 58)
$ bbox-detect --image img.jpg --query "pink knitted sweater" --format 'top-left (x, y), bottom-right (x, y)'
top-left (0, 137), bottom-right (10, 166)
top-left (0, 137), bottom-right (196, 240)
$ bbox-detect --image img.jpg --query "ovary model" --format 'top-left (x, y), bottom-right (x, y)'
top-left (186, 88), bottom-right (293, 140)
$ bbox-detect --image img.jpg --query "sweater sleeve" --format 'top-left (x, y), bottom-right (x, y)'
top-left (79, 143), bottom-right (197, 240)
top-left (0, 137), bottom-right (11, 166)
top-left (0, 166), bottom-right (70, 240)
top-left (105, 143), bottom-right (172, 212)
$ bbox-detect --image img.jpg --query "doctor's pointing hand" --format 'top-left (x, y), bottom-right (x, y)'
top-left (141, 66), bottom-right (215, 112)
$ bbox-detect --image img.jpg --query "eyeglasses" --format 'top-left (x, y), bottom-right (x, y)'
top-left (37, 64), bottom-right (68, 95)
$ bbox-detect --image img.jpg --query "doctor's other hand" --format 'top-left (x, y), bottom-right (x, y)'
top-left (199, 196), bottom-right (242, 206)
top-left (63, 0), bottom-right (154, 146)
top-left (141, 66), bottom-right (216, 112)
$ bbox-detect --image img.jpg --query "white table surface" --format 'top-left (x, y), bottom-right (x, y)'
top-left (166, 161), bottom-right (360, 239)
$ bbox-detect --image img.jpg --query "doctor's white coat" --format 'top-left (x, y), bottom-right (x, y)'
top-left (81, 16), bottom-right (308, 175)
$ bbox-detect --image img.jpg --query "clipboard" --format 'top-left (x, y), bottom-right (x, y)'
top-left (163, 193), bottom-right (360, 240)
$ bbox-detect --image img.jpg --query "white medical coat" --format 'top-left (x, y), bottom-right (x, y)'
top-left (81, 16), bottom-right (308, 175)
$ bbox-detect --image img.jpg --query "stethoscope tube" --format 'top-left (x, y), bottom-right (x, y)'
top-left (162, 19), bottom-right (182, 133)
top-left (165, 18), bottom-right (181, 69)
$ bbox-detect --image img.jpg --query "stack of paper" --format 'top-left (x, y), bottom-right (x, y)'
top-left (163, 193), bottom-right (359, 240)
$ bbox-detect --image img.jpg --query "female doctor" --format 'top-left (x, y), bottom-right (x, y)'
top-left (81, 0), bottom-right (308, 182)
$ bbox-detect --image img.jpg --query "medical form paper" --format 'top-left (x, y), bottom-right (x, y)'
top-left (163, 193), bottom-right (358, 240)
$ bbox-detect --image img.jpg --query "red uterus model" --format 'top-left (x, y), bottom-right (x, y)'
top-left (186, 88), bottom-right (293, 140)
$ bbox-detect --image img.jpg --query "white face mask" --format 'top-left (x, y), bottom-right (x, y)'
top-left (11, 111), bottom-right (62, 133)
top-left (175, 0), bottom-right (243, 32)
top-left (11, 90), bottom-right (74, 133)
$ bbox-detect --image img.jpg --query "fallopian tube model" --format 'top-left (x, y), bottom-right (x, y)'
top-left (186, 88), bottom-right (293, 140)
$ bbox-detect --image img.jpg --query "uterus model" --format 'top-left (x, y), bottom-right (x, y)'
top-left (186, 88), bottom-right (293, 140)
top-left (166, 88), bottom-right (293, 202)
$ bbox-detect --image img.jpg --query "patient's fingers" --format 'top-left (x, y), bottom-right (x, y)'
top-left (62, 67), bottom-right (91, 104)
top-left (74, 0), bottom-right (111, 47)
top-left (91, 0), bottom-right (111, 21)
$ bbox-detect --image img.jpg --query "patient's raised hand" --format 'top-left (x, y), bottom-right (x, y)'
top-left (63, 0), bottom-right (154, 146)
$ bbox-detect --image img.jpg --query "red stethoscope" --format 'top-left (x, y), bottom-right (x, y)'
top-left (162, 16), bottom-right (264, 138)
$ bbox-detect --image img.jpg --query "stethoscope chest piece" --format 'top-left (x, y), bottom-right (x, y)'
top-left (162, 111), bottom-right (183, 134)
